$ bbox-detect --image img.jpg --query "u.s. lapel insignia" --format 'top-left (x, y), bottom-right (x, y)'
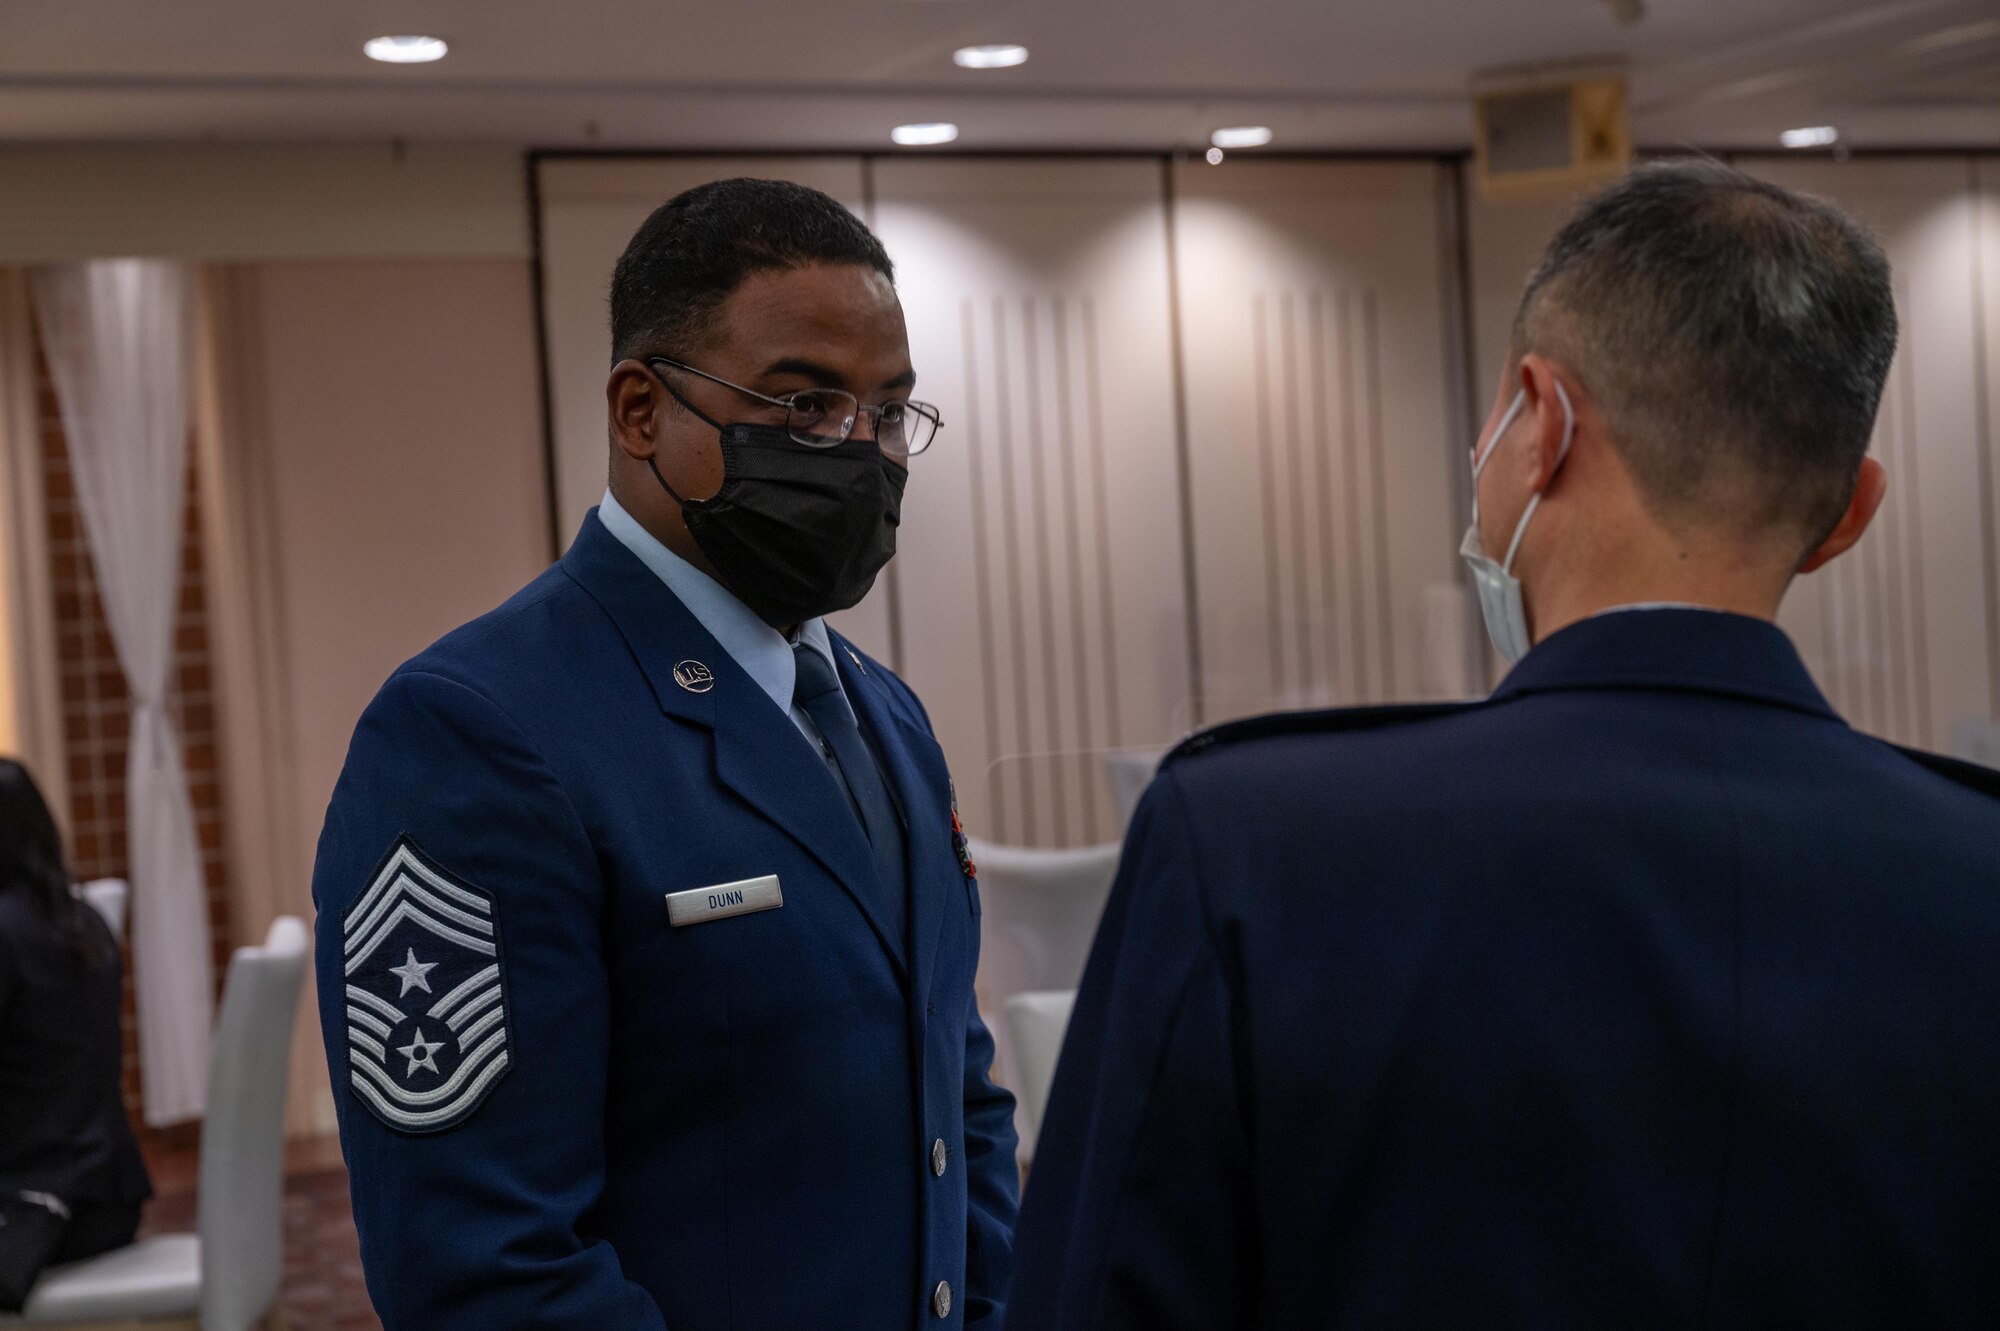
top-left (950, 782), bottom-right (976, 881)
top-left (341, 837), bottom-right (513, 1134)
top-left (673, 659), bottom-right (716, 694)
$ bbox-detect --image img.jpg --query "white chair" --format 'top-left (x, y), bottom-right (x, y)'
top-left (969, 837), bottom-right (1119, 1159)
top-left (1005, 990), bottom-right (1077, 1146)
top-left (1103, 748), bottom-right (1167, 830)
top-left (9, 916), bottom-right (310, 1331)
top-left (1951, 718), bottom-right (2000, 770)
top-left (75, 881), bottom-right (127, 940)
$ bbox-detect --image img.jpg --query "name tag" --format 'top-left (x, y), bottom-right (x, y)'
top-left (666, 875), bottom-right (783, 927)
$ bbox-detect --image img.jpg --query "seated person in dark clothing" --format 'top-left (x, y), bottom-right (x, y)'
top-left (0, 760), bottom-right (152, 1310)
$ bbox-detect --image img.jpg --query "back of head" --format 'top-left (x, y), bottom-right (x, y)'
top-left (608, 177), bottom-right (895, 364)
top-left (0, 758), bottom-right (108, 968)
top-left (1514, 160), bottom-right (1897, 554)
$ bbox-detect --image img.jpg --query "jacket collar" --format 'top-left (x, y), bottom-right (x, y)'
top-left (596, 488), bottom-right (851, 728)
top-left (1491, 606), bottom-right (1841, 721)
top-left (562, 508), bottom-right (724, 727)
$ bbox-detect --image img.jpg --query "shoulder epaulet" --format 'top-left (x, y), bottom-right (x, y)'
top-left (1892, 744), bottom-right (2000, 802)
top-left (1164, 700), bottom-right (1480, 768)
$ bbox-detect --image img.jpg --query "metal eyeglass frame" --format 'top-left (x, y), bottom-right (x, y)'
top-left (648, 356), bottom-right (942, 457)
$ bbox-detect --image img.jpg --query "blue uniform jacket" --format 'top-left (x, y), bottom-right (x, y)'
top-left (313, 511), bottom-right (1018, 1331)
top-left (1011, 608), bottom-right (2000, 1329)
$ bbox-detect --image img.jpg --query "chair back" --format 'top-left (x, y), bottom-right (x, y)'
top-left (1005, 990), bottom-right (1077, 1144)
top-left (1103, 748), bottom-right (1167, 830)
top-left (969, 838), bottom-right (1119, 1009)
top-left (197, 917), bottom-right (309, 1331)
top-left (1951, 718), bottom-right (2000, 769)
top-left (76, 878), bottom-right (127, 938)
top-left (968, 838), bottom-right (1118, 1157)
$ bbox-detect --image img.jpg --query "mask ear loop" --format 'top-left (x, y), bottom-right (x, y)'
top-left (1470, 389), bottom-right (1529, 528)
top-left (1499, 379), bottom-right (1576, 575)
top-left (644, 362), bottom-right (724, 507)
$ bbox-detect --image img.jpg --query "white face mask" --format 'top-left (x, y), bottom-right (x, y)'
top-left (1459, 381), bottom-right (1575, 664)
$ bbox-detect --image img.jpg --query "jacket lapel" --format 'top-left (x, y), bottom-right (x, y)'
top-left (834, 634), bottom-right (955, 1005)
top-left (561, 512), bottom-right (908, 978)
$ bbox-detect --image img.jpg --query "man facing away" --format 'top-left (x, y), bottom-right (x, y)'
top-left (1009, 161), bottom-right (2000, 1328)
top-left (314, 179), bottom-right (1017, 1330)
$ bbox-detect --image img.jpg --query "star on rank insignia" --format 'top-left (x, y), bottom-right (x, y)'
top-left (341, 837), bottom-right (513, 1134)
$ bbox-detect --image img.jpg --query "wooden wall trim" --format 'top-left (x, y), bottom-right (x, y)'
top-left (0, 268), bottom-right (68, 822)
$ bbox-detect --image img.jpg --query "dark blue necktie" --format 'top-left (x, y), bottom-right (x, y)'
top-left (792, 643), bottom-right (906, 947)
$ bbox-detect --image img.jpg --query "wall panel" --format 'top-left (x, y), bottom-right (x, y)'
top-left (0, 144), bottom-right (527, 264)
top-left (872, 159), bottom-right (1192, 847)
top-left (249, 258), bottom-right (551, 1129)
top-left (1173, 160), bottom-right (1470, 722)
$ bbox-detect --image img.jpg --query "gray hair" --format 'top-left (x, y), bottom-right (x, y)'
top-left (1513, 159), bottom-right (1897, 547)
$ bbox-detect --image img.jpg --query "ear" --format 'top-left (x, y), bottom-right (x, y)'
top-left (1799, 456), bottom-right (1888, 574)
top-left (1515, 354), bottom-right (1577, 494)
top-left (607, 359), bottom-right (664, 462)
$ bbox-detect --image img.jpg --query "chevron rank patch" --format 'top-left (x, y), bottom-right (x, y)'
top-left (342, 837), bottom-right (513, 1134)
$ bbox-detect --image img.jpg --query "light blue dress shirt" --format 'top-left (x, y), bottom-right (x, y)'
top-left (598, 490), bottom-right (857, 768)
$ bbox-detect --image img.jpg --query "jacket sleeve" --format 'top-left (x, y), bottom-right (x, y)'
top-left (0, 921), bottom-right (14, 1028)
top-left (1006, 772), bottom-right (1253, 1331)
top-left (313, 670), bottom-right (667, 1331)
top-left (962, 882), bottom-right (1021, 1328)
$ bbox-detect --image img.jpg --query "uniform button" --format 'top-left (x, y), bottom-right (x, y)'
top-left (932, 1280), bottom-right (953, 1319)
top-left (931, 1138), bottom-right (948, 1177)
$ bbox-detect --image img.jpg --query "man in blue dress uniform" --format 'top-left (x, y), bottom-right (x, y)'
top-left (1011, 161), bottom-right (2000, 1327)
top-left (314, 179), bottom-right (1017, 1330)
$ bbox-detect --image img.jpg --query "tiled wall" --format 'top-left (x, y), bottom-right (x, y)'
top-left (34, 333), bottom-right (232, 1138)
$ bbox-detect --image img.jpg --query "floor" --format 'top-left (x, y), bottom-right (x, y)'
top-left (139, 1136), bottom-right (378, 1331)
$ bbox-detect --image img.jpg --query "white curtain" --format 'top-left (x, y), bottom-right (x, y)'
top-left (32, 260), bottom-right (212, 1125)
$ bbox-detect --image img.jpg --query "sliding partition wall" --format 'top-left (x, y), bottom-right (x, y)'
top-left (870, 159), bottom-right (1192, 850)
top-left (535, 154), bottom-right (1471, 847)
top-left (537, 151), bottom-right (2000, 843)
top-left (1173, 160), bottom-right (1474, 724)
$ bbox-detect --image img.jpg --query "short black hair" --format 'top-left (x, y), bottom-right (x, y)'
top-left (1513, 159), bottom-right (1897, 547)
top-left (609, 178), bottom-right (895, 365)
top-left (0, 759), bottom-right (109, 969)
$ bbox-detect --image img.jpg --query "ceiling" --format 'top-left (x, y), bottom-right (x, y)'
top-left (0, 0), bottom-right (1994, 151)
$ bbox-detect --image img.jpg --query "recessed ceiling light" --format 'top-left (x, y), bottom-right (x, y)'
top-left (954, 44), bottom-right (1029, 70)
top-left (1210, 126), bottom-right (1274, 150)
top-left (364, 35), bottom-right (449, 64)
top-left (1780, 125), bottom-right (1839, 149)
top-left (1206, 147), bottom-right (1226, 165)
top-left (892, 122), bottom-right (960, 147)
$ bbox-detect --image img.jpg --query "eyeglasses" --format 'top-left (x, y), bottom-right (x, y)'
top-left (648, 357), bottom-right (942, 459)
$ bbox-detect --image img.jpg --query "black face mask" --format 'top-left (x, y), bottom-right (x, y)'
top-left (650, 421), bottom-right (907, 630)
